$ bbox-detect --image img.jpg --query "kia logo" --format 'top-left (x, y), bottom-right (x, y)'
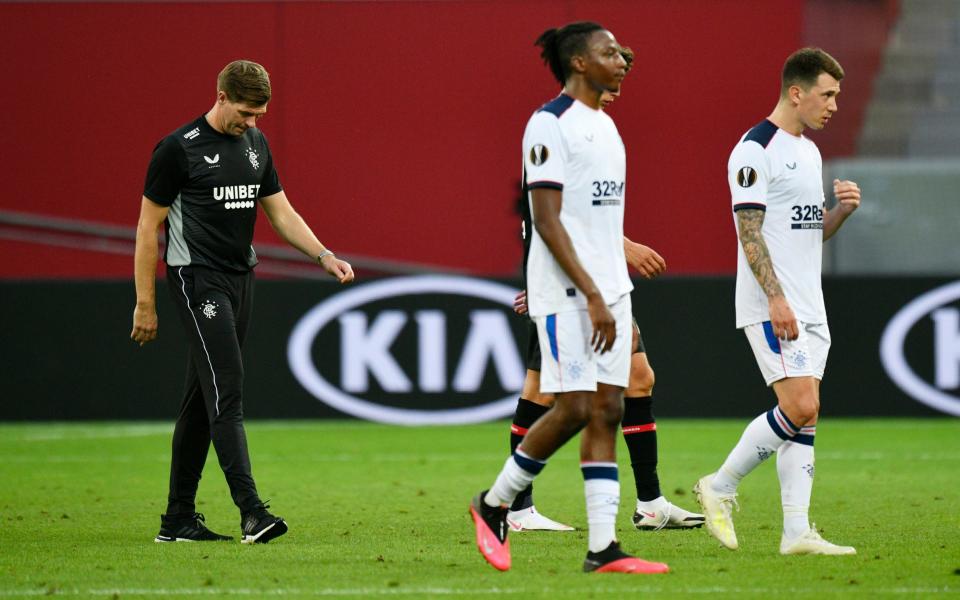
top-left (880, 280), bottom-right (960, 416)
top-left (287, 276), bottom-right (524, 425)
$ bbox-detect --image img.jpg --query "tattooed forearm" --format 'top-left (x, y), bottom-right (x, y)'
top-left (736, 208), bottom-right (783, 298)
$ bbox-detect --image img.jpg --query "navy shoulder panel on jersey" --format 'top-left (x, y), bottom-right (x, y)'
top-left (537, 94), bottom-right (575, 118)
top-left (743, 119), bottom-right (778, 148)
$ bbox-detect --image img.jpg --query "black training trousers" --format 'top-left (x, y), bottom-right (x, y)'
top-left (164, 265), bottom-right (261, 516)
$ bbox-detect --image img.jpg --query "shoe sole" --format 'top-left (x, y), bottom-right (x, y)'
top-left (469, 499), bottom-right (511, 571)
top-left (155, 535), bottom-right (233, 543)
top-left (585, 557), bottom-right (670, 574)
top-left (635, 522), bottom-right (704, 531)
top-left (241, 519), bottom-right (288, 544)
top-left (509, 525), bottom-right (576, 532)
top-left (507, 519), bottom-right (575, 532)
top-left (781, 546), bottom-right (857, 556)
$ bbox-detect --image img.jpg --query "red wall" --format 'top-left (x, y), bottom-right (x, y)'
top-left (2, 0), bottom-right (807, 278)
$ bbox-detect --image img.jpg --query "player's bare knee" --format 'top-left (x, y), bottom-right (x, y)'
top-left (592, 392), bottom-right (624, 428)
top-left (534, 392), bottom-right (556, 407)
top-left (627, 367), bottom-right (654, 397)
top-left (783, 395), bottom-right (818, 426)
top-left (594, 403), bottom-right (623, 429)
top-left (520, 369), bottom-right (541, 400)
top-left (554, 395), bottom-right (592, 429)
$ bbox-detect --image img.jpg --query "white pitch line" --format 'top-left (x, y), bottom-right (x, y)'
top-left (9, 424), bottom-right (173, 442)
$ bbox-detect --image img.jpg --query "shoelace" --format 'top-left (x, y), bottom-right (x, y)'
top-left (719, 494), bottom-right (740, 517)
top-left (806, 523), bottom-right (825, 542)
top-left (248, 502), bottom-right (273, 519)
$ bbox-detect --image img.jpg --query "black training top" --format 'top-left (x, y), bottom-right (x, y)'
top-left (143, 115), bottom-right (282, 273)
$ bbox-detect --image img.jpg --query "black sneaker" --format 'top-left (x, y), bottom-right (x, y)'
top-left (582, 541), bottom-right (669, 574)
top-left (241, 504), bottom-right (288, 544)
top-left (155, 512), bottom-right (233, 543)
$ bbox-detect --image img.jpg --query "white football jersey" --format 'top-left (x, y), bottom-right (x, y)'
top-left (728, 119), bottom-right (827, 328)
top-left (523, 94), bottom-right (633, 317)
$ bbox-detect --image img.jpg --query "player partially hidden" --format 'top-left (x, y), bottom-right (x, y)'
top-left (509, 291), bottom-right (704, 533)
top-left (469, 22), bottom-right (668, 574)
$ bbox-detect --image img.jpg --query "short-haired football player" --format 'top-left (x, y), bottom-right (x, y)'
top-left (694, 48), bottom-right (860, 556)
top-left (132, 60), bottom-right (354, 544)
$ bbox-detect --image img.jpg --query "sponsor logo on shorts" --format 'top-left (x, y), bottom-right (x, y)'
top-left (880, 281), bottom-right (960, 416)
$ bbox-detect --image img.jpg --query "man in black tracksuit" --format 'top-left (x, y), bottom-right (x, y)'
top-left (131, 60), bottom-right (354, 543)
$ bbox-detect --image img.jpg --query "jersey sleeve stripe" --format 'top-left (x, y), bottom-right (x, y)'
top-left (528, 181), bottom-right (563, 191)
top-left (733, 202), bottom-right (766, 212)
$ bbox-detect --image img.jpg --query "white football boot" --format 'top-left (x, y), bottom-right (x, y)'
top-left (506, 506), bottom-right (575, 532)
top-left (693, 473), bottom-right (740, 550)
top-left (633, 499), bottom-right (705, 530)
top-left (780, 526), bottom-right (856, 555)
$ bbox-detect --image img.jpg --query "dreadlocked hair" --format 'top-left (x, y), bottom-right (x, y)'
top-left (535, 21), bottom-right (605, 86)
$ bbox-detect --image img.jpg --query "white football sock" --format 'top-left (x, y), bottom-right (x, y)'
top-left (712, 407), bottom-right (798, 494)
top-left (583, 463), bottom-right (620, 553)
top-left (485, 448), bottom-right (545, 508)
top-left (778, 426), bottom-right (816, 539)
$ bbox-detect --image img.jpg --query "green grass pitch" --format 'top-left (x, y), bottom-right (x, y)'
top-left (0, 419), bottom-right (957, 598)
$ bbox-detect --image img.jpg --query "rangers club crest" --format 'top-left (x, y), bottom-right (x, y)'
top-left (200, 300), bottom-right (219, 319)
top-left (245, 148), bottom-right (261, 171)
top-left (565, 360), bottom-right (584, 382)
